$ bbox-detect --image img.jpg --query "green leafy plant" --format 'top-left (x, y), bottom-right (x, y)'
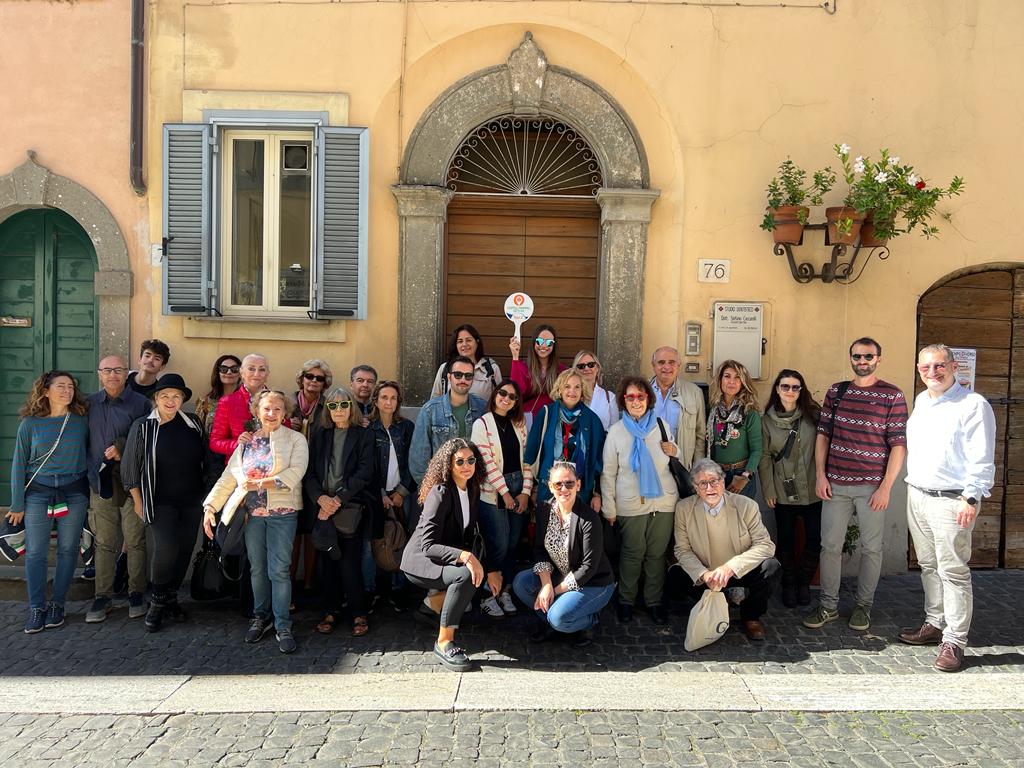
top-left (833, 143), bottom-right (964, 239)
top-left (760, 159), bottom-right (836, 231)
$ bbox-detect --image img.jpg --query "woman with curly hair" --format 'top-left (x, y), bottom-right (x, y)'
top-left (707, 360), bottom-right (763, 500)
top-left (7, 371), bottom-right (90, 634)
top-left (400, 438), bottom-right (499, 671)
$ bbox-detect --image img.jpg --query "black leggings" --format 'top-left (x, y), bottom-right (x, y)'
top-left (147, 502), bottom-right (203, 599)
top-left (319, 533), bottom-right (366, 617)
top-left (406, 566), bottom-right (476, 628)
top-left (775, 501), bottom-right (822, 586)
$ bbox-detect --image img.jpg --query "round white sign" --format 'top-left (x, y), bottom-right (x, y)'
top-left (503, 292), bottom-right (535, 339)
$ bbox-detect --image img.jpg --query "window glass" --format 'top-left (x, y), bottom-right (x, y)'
top-left (231, 139), bottom-right (264, 306)
top-left (278, 140), bottom-right (312, 307)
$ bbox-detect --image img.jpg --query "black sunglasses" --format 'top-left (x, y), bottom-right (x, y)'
top-left (778, 383), bottom-right (802, 392)
top-left (576, 361), bottom-right (598, 370)
top-left (450, 371), bottom-right (474, 381)
top-left (454, 456), bottom-right (477, 466)
top-left (303, 372), bottom-right (327, 383)
top-left (218, 365), bottom-right (240, 374)
top-left (851, 353), bottom-right (877, 361)
top-left (549, 480), bottom-right (576, 490)
top-left (496, 389), bottom-right (518, 402)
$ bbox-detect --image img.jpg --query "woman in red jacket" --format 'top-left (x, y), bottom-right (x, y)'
top-left (209, 354), bottom-right (270, 457)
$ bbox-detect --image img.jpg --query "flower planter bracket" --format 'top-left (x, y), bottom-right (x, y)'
top-left (773, 223), bottom-right (890, 285)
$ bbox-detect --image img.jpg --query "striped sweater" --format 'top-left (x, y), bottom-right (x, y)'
top-left (9, 414), bottom-right (89, 512)
top-left (817, 380), bottom-right (908, 486)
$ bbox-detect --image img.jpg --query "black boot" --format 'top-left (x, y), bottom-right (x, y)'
top-left (164, 595), bottom-right (188, 623)
top-left (145, 595), bottom-right (165, 633)
top-left (796, 549), bottom-right (820, 606)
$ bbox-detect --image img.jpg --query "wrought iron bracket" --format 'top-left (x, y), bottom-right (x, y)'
top-left (773, 223), bottom-right (890, 285)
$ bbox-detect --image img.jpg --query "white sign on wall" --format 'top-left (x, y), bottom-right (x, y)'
top-left (712, 301), bottom-right (764, 379)
top-left (698, 259), bottom-right (731, 283)
top-left (950, 347), bottom-right (977, 391)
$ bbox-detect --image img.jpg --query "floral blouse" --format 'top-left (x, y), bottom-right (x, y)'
top-left (533, 506), bottom-right (580, 591)
top-left (242, 434), bottom-right (293, 517)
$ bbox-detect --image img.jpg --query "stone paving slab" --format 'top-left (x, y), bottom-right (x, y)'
top-left (0, 676), bottom-right (188, 714)
top-left (0, 709), bottom-right (1021, 767)
top-left (2, 572), bottom-right (1022, 677)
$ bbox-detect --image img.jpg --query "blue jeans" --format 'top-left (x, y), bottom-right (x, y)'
top-left (23, 474), bottom-right (89, 610)
top-left (513, 570), bottom-right (615, 633)
top-left (478, 499), bottom-right (526, 588)
top-left (244, 514), bottom-right (296, 632)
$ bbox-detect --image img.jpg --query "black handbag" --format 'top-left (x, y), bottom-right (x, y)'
top-left (332, 501), bottom-right (364, 538)
top-left (215, 508), bottom-right (247, 557)
top-left (190, 537), bottom-right (231, 601)
top-left (658, 418), bottom-right (695, 499)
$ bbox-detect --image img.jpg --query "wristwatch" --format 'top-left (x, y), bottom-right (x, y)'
top-left (960, 495), bottom-right (978, 506)
top-left (740, 471), bottom-right (752, 480)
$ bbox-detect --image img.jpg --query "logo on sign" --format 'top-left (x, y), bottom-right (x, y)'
top-left (513, 294), bottom-right (525, 306)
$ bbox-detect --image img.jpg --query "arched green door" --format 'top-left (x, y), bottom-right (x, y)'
top-left (0, 208), bottom-right (98, 506)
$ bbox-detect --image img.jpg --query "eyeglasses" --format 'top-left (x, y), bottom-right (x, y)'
top-left (326, 401), bottom-right (352, 411)
top-left (302, 372), bottom-right (327, 383)
top-left (778, 383), bottom-right (802, 392)
top-left (496, 389), bottom-right (518, 401)
top-left (576, 361), bottom-right (598, 370)
top-left (655, 359), bottom-right (679, 367)
top-left (454, 456), bottom-right (477, 466)
top-left (549, 480), bottom-right (577, 490)
top-left (624, 393), bottom-right (648, 402)
top-left (917, 363), bottom-right (949, 373)
top-left (450, 371), bottom-right (474, 381)
top-left (535, 338), bottom-right (556, 348)
top-left (851, 353), bottom-right (877, 361)
top-left (98, 367), bottom-right (127, 375)
top-left (696, 479), bottom-right (723, 489)
top-left (218, 365), bottom-right (240, 374)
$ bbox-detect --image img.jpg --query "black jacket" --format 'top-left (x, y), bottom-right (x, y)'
top-left (401, 481), bottom-right (487, 580)
top-left (533, 498), bottom-right (614, 589)
top-left (305, 425), bottom-right (381, 536)
top-left (369, 418), bottom-right (416, 498)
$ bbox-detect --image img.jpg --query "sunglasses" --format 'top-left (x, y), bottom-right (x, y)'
top-left (549, 480), bottom-right (577, 490)
top-left (454, 456), bottom-right (477, 466)
top-left (917, 363), bottom-right (949, 373)
top-left (576, 361), bottom-right (598, 370)
top-left (851, 353), bottom-right (876, 361)
top-left (303, 372), bottom-right (327, 383)
top-left (535, 338), bottom-right (556, 347)
top-left (326, 401), bottom-right (352, 411)
top-left (98, 367), bottom-right (127, 375)
top-left (624, 393), bottom-right (648, 402)
top-left (450, 371), bottom-right (474, 381)
top-left (218, 365), bottom-right (240, 374)
top-left (778, 383), bottom-right (802, 392)
top-left (496, 389), bottom-right (518, 401)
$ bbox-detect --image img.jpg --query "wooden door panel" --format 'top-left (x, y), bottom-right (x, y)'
top-left (526, 217), bottom-right (598, 237)
top-left (447, 233), bottom-right (525, 256)
top-left (525, 256), bottom-right (597, 278)
top-left (918, 317), bottom-right (1011, 348)
top-left (447, 214), bottom-right (526, 236)
top-left (525, 277), bottom-right (597, 298)
top-left (525, 235), bottom-right (598, 259)
top-left (919, 286), bottom-right (1012, 319)
top-left (447, 254), bottom-right (525, 275)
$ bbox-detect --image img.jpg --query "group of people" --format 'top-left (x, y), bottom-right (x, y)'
top-left (6, 328), bottom-right (994, 673)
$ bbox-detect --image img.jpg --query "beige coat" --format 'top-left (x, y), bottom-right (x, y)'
top-left (650, 376), bottom-right (706, 469)
top-left (600, 418), bottom-right (678, 519)
top-left (203, 426), bottom-right (309, 525)
top-left (673, 492), bottom-right (775, 585)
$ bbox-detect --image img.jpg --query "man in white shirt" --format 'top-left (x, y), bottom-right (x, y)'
top-left (902, 343), bottom-right (996, 672)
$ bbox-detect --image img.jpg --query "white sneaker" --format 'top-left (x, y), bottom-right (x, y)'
top-left (480, 596), bottom-right (505, 618)
top-left (497, 591), bottom-right (517, 615)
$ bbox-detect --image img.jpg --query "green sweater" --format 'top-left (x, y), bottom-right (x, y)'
top-left (709, 408), bottom-right (763, 472)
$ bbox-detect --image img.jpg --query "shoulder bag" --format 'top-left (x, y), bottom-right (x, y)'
top-left (372, 502), bottom-right (409, 572)
top-left (658, 418), bottom-right (695, 499)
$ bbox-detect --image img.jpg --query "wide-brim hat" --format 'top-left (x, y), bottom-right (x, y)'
top-left (150, 373), bottom-right (193, 403)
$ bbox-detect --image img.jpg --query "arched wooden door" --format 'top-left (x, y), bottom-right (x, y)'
top-left (0, 208), bottom-right (98, 506)
top-left (917, 268), bottom-right (1024, 568)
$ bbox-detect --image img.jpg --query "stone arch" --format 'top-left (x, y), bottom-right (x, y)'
top-left (0, 151), bottom-right (132, 359)
top-left (394, 31), bottom-right (659, 402)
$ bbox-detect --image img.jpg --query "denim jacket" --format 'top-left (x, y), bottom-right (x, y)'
top-left (369, 418), bottom-right (416, 498)
top-left (409, 393), bottom-right (486, 482)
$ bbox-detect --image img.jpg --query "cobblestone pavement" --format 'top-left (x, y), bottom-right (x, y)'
top-left (2, 572), bottom-right (1022, 677)
top-left (0, 709), bottom-right (1022, 767)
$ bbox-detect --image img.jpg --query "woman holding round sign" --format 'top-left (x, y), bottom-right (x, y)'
top-left (506, 293), bottom-right (566, 425)
top-left (430, 324), bottom-right (502, 402)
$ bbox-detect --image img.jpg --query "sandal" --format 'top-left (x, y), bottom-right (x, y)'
top-left (315, 613), bottom-right (338, 635)
top-left (352, 616), bottom-right (369, 637)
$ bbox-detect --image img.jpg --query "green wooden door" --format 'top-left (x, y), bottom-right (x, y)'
top-left (0, 209), bottom-right (98, 506)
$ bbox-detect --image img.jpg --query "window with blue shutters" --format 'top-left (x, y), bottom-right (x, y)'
top-left (162, 119), bottom-right (368, 320)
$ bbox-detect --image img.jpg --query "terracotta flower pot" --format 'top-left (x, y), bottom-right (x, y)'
top-left (769, 205), bottom-right (809, 245)
top-left (859, 213), bottom-right (891, 247)
top-left (825, 207), bottom-right (866, 246)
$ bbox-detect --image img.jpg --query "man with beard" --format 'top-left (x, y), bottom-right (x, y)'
top-left (410, 357), bottom-right (486, 483)
top-left (803, 337), bottom-right (908, 633)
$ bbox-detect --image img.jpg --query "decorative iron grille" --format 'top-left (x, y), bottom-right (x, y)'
top-left (447, 116), bottom-right (603, 197)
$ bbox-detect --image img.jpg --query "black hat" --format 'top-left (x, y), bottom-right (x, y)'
top-left (150, 373), bottom-right (193, 403)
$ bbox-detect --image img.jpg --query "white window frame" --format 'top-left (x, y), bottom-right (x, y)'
top-left (219, 128), bottom-right (316, 318)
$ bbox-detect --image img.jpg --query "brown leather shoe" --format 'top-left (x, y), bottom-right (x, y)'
top-left (743, 620), bottom-right (766, 642)
top-left (934, 641), bottom-right (964, 672)
top-left (899, 622), bottom-right (943, 646)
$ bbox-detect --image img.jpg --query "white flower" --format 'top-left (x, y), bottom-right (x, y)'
top-left (838, 143), bottom-right (850, 156)
top-left (853, 158), bottom-right (865, 173)
top-left (888, 156), bottom-right (900, 166)
top-left (906, 173), bottom-right (919, 186)
top-left (874, 171), bottom-right (889, 183)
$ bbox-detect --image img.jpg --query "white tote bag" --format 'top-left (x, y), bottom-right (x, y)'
top-left (684, 589), bottom-right (730, 651)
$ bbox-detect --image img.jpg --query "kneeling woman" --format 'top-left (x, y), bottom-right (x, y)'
top-left (400, 438), bottom-right (500, 671)
top-left (513, 461), bottom-right (615, 647)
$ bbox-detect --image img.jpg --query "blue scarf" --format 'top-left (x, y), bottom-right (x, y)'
top-left (557, 402), bottom-right (586, 477)
top-left (622, 410), bottom-right (663, 498)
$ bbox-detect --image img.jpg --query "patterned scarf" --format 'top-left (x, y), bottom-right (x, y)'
top-left (706, 400), bottom-right (745, 455)
top-left (557, 402), bottom-right (585, 476)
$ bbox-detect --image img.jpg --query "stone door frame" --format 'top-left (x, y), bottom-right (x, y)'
top-left (0, 151), bottom-right (132, 360)
top-left (393, 32), bottom-right (659, 403)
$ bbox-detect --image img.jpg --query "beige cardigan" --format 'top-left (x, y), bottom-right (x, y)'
top-left (672, 492), bottom-right (775, 585)
top-left (470, 412), bottom-right (535, 505)
top-left (203, 426), bottom-right (309, 525)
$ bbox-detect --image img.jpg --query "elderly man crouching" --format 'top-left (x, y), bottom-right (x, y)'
top-left (673, 458), bottom-right (776, 641)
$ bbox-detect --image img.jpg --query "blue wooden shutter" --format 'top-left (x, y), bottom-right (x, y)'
top-left (162, 124), bottom-right (213, 315)
top-left (314, 127), bottom-right (368, 319)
